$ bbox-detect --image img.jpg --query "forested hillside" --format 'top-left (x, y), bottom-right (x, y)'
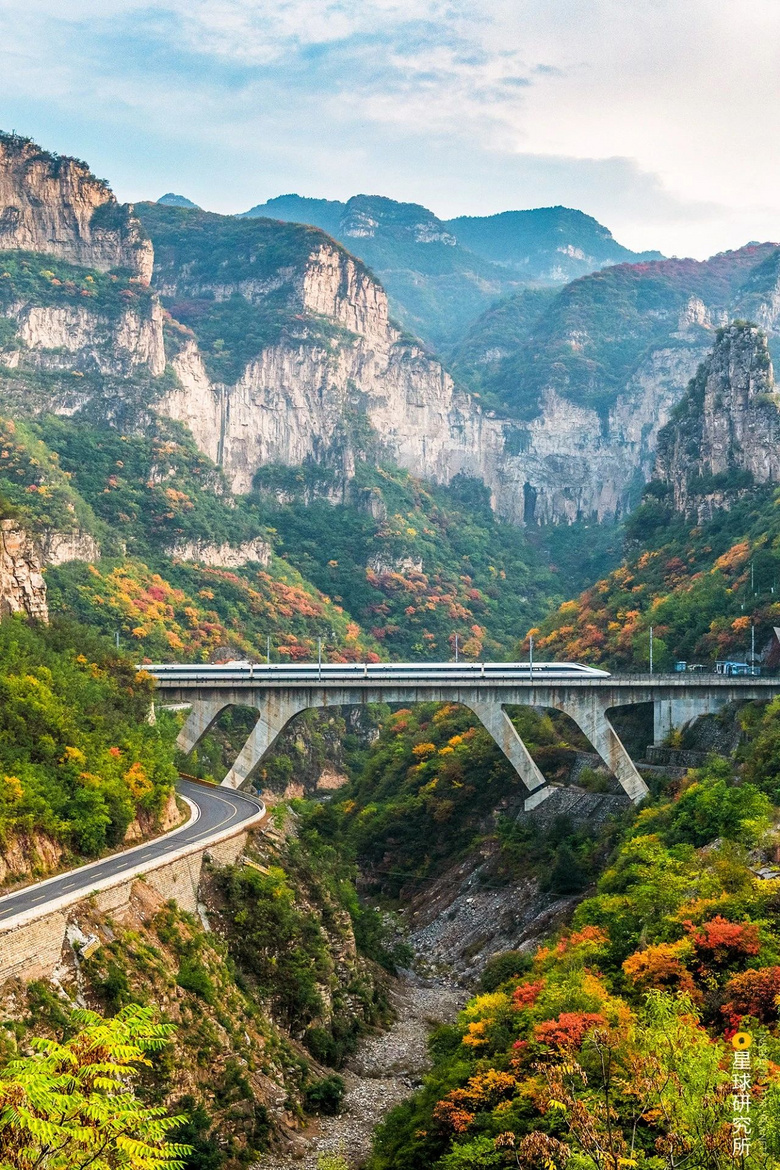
top-left (6, 125), bottom-right (780, 1170)
top-left (536, 324), bottom-right (780, 670)
top-left (366, 718), bottom-right (780, 1169)
top-left (240, 194), bottom-right (660, 350)
top-left (0, 618), bottom-right (176, 878)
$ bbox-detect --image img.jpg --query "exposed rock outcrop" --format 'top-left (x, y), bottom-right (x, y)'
top-left (167, 536), bottom-right (271, 568)
top-left (0, 134), bottom-right (152, 280)
top-left (159, 246), bottom-right (691, 524)
top-left (3, 135), bottom-right (775, 529)
top-left (0, 520), bottom-right (48, 621)
top-left (0, 523), bottom-right (107, 624)
top-left (39, 529), bottom-right (101, 566)
top-left (655, 323), bottom-right (780, 518)
top-left (0, 827), bottom-right (63, 887)
top-left (4, 294), bottom-right (164, 379)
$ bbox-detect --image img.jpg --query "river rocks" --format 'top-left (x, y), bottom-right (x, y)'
top-left (254, 984), bottom-right (463, 1170)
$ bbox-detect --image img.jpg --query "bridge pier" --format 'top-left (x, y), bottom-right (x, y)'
top-left (221, 695), bottom-right (309, 789)
top-left (556, 695), bottom-right (649, 804)
top-left (464, 701), bottom-right (552, 807)
top-left (653, 695), bottom-right (728, 746)
top-left (177, 699), bottom-right (230, 756)
top-left (163, 672), bottom-right (779, 809)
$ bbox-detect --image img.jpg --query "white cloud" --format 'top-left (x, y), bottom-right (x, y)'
top-left (1, 0), bottom-right (780, 256)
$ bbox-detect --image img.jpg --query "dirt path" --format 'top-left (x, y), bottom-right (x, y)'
top-left (256, 982), bottom-right (463, 1170)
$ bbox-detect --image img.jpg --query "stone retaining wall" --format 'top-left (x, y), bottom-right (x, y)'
top-left (0, 787), bottom-right (263, 987)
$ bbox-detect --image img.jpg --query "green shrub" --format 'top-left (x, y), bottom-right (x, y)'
top-left (177, 959), bottom-right (216, 1004)
top-left (479, 950), bottom-right (533, 992)
top-left (304, 1075), bottom-right (345, 1116)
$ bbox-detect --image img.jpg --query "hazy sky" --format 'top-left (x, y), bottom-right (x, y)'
top-left (2, 0), bottom-right (779, 258)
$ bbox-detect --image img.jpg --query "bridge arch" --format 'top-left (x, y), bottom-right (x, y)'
top-left (175, 688), bottom-right (651, 807)
top-left (158, 670), bottom-right (780, 810)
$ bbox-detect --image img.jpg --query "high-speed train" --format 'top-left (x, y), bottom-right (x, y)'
top-left (141, 660), bottom-right (611, 683)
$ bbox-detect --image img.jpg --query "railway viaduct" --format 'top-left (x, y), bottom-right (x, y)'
top-left (148, 667), bottom-right (780, 808)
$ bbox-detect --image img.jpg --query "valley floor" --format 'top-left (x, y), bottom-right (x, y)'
top-left (255, 981), bottom-right (464, 1170)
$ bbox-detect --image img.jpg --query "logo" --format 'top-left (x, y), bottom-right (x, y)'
top-left (732, 1032), bottom-right (752, 1050)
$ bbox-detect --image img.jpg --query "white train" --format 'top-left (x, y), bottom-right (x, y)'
top-left (141, 661), bottom-right (611, 682)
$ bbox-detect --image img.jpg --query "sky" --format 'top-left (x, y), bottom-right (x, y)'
top-left (2, 0), bottom-right (780, 258)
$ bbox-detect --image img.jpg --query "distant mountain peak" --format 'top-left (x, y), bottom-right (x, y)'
top-left (236, 190), bottom-right (665, 349)
top-left (157, 193), bottom-right (199, 209)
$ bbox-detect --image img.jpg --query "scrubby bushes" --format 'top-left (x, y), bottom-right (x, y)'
top-left (0, 617), bottom-right (176, 865)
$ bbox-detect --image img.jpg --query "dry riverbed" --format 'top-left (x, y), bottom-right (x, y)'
top-left (256, 982), bottom-right (464, 1170)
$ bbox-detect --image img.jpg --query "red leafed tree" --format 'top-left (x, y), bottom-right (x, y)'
top-left (511, 980), bottom-right (545, 1010)
top-left (723, 965), bottom-right (780, 1024)
top-left (533, 1011), bottom-right (607, 1050)
top-left (688, 916), bottom-right (760, 966)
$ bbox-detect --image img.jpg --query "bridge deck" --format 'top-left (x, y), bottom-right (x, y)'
top-left (149, 670), bottom-right (780, 692)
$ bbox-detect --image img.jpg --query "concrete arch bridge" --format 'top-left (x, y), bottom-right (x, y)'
top-left (144, 662), bottom-right (780, 809)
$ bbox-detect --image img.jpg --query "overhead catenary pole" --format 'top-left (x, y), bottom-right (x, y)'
top-left (266, 635), bottom-right (271, 664)
top-left (529, 632), bottom-right (534, 682)
top-left (318, 636), bottom-right (322, 680)
top-left (752, 621), bottom-right (756, 671)
top-left (649, 625), bottom-right (653, 675)
top-left (455, 633), bottom-right (459, 663)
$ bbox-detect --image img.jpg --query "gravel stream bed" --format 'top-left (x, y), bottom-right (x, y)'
top-left (255, 982), bottom-right (464, 1170)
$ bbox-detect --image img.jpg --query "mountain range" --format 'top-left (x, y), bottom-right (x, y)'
top-left (236, 192), bottom-right (663, 349)
top-left (4, 129), bottom-right (780, 664)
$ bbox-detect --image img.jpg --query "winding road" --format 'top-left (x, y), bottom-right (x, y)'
top-left (0, 779), bottom-right (265, 925)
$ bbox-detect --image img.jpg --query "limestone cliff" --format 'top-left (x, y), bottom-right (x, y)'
top-left (156, 236), bottom-right (684, 525)
top-left (655, 323), bottom-right (780, 518)
top-left (0, 134), bottom-right (152, 280)
top-left (4, 299), bottom-right (165, 379)
top-left (0, 521), bottom-right (48, 620)
top-left (168, 535), bottom-right (271, 567)
top-left (0, 522), bottom-right (110, 623)
top-left (2, 137), bottom-right (775, 529)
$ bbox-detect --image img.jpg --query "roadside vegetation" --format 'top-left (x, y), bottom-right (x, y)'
top-left (0, 617), bottom-right (176, 869)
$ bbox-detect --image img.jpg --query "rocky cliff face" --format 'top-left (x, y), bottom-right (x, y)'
top-left (156, 235), bottom-right (684, 523)
top-left (167, 535), bottom-right (271, 567)
top-left (0, 521), bottom-right (48, 620)
top-left (655, 323), bottom-right (780, 518)
top-left (0, 134), bottom-right (152, 280)
top-left (5, 300), bottom-right (165, 379)
top-left (5, 135), bottom-right (780, 531)
top-left (0, 522), bottom-right (109, 623)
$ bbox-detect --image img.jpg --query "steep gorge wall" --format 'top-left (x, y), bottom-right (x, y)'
top-left (655, 323), bottom-right (780, 518)
top-left (0, 521), bottom-right (48, 620)
top-left (159, 240), bottom-right (687, 524)
top-left (0, 134), bottom-right (752, 526)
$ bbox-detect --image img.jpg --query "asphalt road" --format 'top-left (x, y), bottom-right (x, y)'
top-left (0, 779), bottom-right (264, 924)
